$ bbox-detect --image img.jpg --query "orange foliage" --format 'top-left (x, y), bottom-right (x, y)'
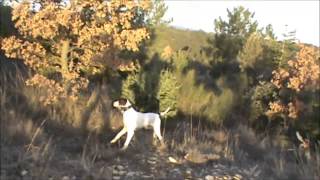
top-left (0, 0), bottom-right (152, 105)
top-left (161, 45), bottom-right (174, 59)
top-left (1, 36), bottom-right (47, 70)
top-left (25, 74), bottom-right (65, 105)
top-left (268, 44), bottom-right (320, 119)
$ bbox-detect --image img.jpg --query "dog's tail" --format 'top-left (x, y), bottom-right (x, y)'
top-left (160, 107), bottom-right (171, 116)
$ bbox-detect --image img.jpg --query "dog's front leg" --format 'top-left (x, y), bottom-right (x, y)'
top-left (110, 127), bottom-right (127, 144)
top-left (121, 130), bottom-right (134, 150)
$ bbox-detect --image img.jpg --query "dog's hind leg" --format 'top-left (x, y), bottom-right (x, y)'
top-left (152, 132), bottom-right (158, 145)
top-left (110, 127), bottom-right (127, 144)
top-left (153, 119), bottom-right (164, 145)
top-left (154, 129), bottom-right (164, 145)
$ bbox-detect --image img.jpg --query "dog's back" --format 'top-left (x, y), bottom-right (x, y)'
top-left (124, 108), bottom-right (160, 129)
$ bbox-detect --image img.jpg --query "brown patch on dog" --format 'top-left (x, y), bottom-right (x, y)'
top-left (118, 98), bottom-right (127, 106)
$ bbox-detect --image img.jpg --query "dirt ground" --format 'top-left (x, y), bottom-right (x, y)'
top-left (1, 128), bottom-right (264, 180)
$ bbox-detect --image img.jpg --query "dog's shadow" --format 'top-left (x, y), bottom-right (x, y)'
top-left (115, 129), bottom-right (161, 151)
top-left (134, 129), bottom-right (157, 145)
top-left (88, 130), bottom-right (162, 163)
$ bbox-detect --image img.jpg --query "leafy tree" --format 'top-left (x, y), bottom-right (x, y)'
top-left (208, 6), bottom-right (258, 62)
top-left (214, 6), bottom-right (258, 37)
top-left (147, 0), bottom-right (171, 27)
top-left (264, 24), bottom-right (276, 40)
top-left (237, 31), bottom-right (281, 86)
top-left (0, 0), bottom-right (152, 105)
top-left (267, 44), bottom-right (319, 131)
top-left (238, 32), bottom-right (263, 72)
top-left (279, 25), bottom-right (299, 66)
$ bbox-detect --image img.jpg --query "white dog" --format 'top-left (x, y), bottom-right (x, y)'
top-left (111, 98), bottom-right (170, 150)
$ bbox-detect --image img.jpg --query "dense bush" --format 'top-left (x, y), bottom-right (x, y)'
top-left (248, 81), bottom-right (277, 124)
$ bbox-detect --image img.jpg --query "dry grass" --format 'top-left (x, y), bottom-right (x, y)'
top-left (164, 118), bottom-right (320, 179)
top-left (0, 59), bottom-right (120, 179)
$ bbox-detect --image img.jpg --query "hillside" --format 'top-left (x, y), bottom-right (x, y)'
top-left (147, 25), bottom-right (212, 57)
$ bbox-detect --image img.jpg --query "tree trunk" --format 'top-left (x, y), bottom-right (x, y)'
top-left (60, 40), bottom-right (70, 74)
top-left (60, 40), bottom-right (71, 91)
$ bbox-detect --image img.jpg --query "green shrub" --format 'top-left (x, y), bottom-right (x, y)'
top-left (176, 69), bottom-right (235, 125)
top-left (172, 50), bottom-right (189, 74)
top-left (249, 81), bottom-right (276, 123)
top-left (177, 70), bottom-right (213, 115)
top-left (121, 73), bottom-right (140, 105)
top-left (206, 88), bottom-right (235, 124)
top-left (157, 70), bottom-right (179, 117)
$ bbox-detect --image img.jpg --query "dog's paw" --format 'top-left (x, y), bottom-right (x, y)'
top-left (110, 139), bottom-right (116, 144)
top-left (120, 146), bottom-right (128, 151)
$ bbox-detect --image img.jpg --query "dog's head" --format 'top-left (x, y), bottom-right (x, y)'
top-left (113, 98), bottom-right (132, 110)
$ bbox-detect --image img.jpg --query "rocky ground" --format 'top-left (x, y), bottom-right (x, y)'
top-left (2, 117), bottom-right (312, 180)
top-left (1, 134), bottom-right (263, 180)
top-left (108, 152), bottom-right (258, 180)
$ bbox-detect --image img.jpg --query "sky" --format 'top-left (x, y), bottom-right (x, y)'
top-left (163, 1), bottom-right (320, 46)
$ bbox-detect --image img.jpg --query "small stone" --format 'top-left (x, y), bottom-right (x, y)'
top-left (116, 165), bottom-right (125, 170)
top-left (205, 175), bottom-right (214, 180)
top-left (127, 171), bottom-right (135, 176)
top-left (223, 175), bottom-right (231, 180)
top-left (112, 176), bottom-right (121, 180)
top-left (147, 160), bottom-right (156, 164)
top-left (149, 156), bottom-right (157, 161)
top-left (21, 170), bottom-right (28, 176)
top-left (118, 170), bottom-right (126, 176)
top-left (168, 156), bottom-right (179, 164)
top-left (234, 174), bottom-right (242, 179)
top-left (113, 169), bottom-right (119, 175)
top-left (141, 175), bottom-right (153, 178)
top-left (186, 169), bottom-right (192, 174)
top-left (62, 176), bottom-right (70, 180)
